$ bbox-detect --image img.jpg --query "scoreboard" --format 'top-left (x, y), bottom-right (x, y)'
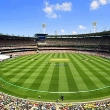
top-left (34, 34), bottom-right (48, 42)
top-left (38, 36), bottom-right (46, 41)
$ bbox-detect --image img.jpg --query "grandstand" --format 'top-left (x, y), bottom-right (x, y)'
top-left (37, 31), bottom-right (110, 53)
top-left (0, 34), bottom-right (37, 55)
top-left (0, 31), bottom-right (110, 54)
top-left (0, 31), bottom-right (110, 109)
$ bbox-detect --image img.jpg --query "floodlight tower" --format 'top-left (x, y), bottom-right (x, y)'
top-left (92, 21), bottom-right (97, 33)
top-left (42, 23), bottom-right (46, 34)
top-left (55, 31), bottom-right (57, 35)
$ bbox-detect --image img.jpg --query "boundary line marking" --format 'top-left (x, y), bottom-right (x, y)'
top-left (0, 77), bottom-right (110, 94)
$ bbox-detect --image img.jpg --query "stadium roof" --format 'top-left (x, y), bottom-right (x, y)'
top-left (0, 30), bottom-right (110, 39)
top-left (47, 30), bottom-right (110, 38)
top-left (0, 33), bottom-right (35, 40)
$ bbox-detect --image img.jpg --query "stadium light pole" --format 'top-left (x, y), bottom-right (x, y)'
top-left (55, 31), bottom-right (57, 35)
top-left (92, 21), bottom-right (97, 33)
top-left (42, 23), bottom-right (46, 34)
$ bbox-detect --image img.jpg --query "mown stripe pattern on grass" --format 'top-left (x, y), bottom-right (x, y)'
top-left (0, 53), bottom-right (110, 101)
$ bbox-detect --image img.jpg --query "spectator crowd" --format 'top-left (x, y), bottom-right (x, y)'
top-left (0, 92), bottom-right (110, 110)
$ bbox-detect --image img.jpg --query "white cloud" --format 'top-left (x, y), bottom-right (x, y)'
top-left (43, 1), bottom-right (72, 18)
top-left (61, 29), bottom-right (65, 33)
top-left (100, 0), bottom-right (107, 4)
top-left (72, 31), bottom-right (77, 35)
top-left (43, 1), bottom-right (55, 18)
top-left (90, 1), bottom-right (99, 10)
top-left (43, 5), bottom-right (53, 14)
top-left (46, 12), bottom-right (58, 18)
top-left (90, 0), bottom-right (110, 10)
top-left (55, 2), bottom-right (72, 11)
top-left (79, 25), bottom-right (87, 29)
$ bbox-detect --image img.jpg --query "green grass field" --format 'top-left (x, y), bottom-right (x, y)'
top-left (0, 53), bottom-right (110, 102)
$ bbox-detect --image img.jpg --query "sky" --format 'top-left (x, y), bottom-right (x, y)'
top-left (0, 0), bottom-right (110, 37)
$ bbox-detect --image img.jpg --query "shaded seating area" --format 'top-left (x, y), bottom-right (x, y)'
top-left (0, 35), bottom-right (37, 54)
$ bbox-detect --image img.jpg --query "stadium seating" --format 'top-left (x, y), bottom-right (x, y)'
top-left (0, 92), bottom-right (110, 110)
top-left (37, 35), bottom-right (110, 53)
top-left (0, 35), bottom-right (37, 54)
top-left (0, 32), bottom-right (110, 110)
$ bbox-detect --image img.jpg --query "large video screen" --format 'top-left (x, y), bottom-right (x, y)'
top-left (35, 34), bottom-right (47, 42)
top-left (38, 36), bottom-right (46, 41)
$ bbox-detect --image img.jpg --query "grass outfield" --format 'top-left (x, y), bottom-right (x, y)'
top-left (0, 53), bottom-right (110, 102)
